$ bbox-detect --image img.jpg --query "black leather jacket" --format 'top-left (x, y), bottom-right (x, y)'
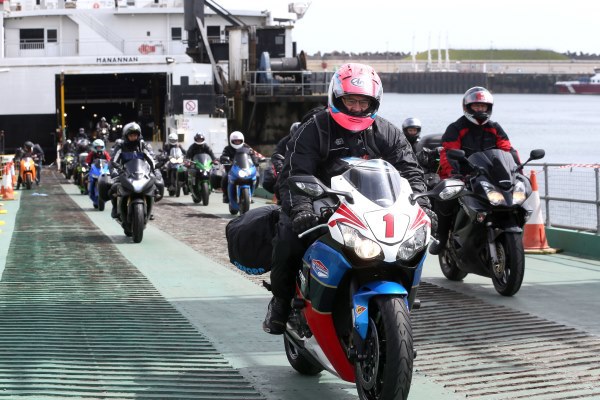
top-left (279, 111), bottom-right (429, 217)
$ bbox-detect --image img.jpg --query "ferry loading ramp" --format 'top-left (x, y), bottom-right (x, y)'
top-left (0, 170), bottom-right (599, 399)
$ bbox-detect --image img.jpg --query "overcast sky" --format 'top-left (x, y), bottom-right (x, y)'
top-left (216, 0), bottom-right (599, 55)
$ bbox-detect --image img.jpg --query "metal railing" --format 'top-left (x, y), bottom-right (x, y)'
top-left (528, 163), bottom-right (600, 234)
top-left (243, 70), bottom-right (332, 98)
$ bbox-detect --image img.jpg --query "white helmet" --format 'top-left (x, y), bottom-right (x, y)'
top-left (92, 139), bottom-right (105, 153)
top-left (229, 131), bottom-right (244, 150)
top-left (168, 132), bottom-right (178, 145)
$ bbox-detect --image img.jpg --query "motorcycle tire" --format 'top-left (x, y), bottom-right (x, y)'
top-left (25, 175), bottom-right (32, 190)
top-left (183, 184), bottom-right (190, 196)
top-left (191, 191), bottom-right (201, 204)
top-left (168, 189), bottom-right (175, 197)
top-left (201, 182), bottom-right (210, 206)
top-left (355, 296), bottom-right (413, 400)
top-left (131, 203), bottom-right (145, 243)
top-left (439, 246), bottom-right (469, 281)
top-left (491, 232), bottom-right (525, 296)
top-left (98, 196), bottom-right (105, 212)
top-left (176, 184), bottom-right (181, 198)
top-left (239, 187), bottom-right (251, 215)
top-left (283, 334), bottom-right (323, 376)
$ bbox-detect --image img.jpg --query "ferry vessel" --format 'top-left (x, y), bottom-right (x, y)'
top-left (0, 0), bottom-right (322, 160)
top-left (555, 68), bottom-right (600, 94)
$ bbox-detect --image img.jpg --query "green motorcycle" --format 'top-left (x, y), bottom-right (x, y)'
top-left (187, 153), bottom-right (213, 205)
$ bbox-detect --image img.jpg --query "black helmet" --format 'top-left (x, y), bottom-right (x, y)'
top-left (194, 133), bottom-right (205, 144)
top-left (289, 122), bottom-right (301, 136)
top-left (401, 117), bottom-right (422, 145)
top-left (24, 141), bottom-right (33, 150)
top-left (463, 86), bottom-right (494, 125)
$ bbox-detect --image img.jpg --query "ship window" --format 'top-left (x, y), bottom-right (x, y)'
top-left (171, 27), bottom-right (182, 41)
top-left (20, 29), bottom-right (44, 50)
top-left (47, 29), bottom-right (57, 43)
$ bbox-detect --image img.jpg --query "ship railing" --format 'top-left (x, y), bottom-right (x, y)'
top-left (243, 70), bottom-right (333, 98)
top-left (3, 39), bottom-right (170, 57)
top-left (528, 163), bottom-right (600, 235)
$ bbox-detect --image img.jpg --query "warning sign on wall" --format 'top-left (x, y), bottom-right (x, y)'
top-left (183, 100), bottom-right (198, 115)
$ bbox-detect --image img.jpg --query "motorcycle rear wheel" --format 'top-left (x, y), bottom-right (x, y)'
top-left (355, 296), bottom-right (413, 400)
top-left (131, 203), bottom-right (145, 243)
top-left (283, 335), bottom-right (324, 376)
top-left (491, 232), bottom-right (525, 296)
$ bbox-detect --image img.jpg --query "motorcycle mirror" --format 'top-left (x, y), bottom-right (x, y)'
top-left (529, 149), bottom-right (545, 161)
top-left (409, 178), bottom-right (465, 205)
top-left (446, 149), bottom-right (466, 161)
top-left (288, 175), bottom-right (354, 204)
top-left (517, 148), bottom-right (545, 170)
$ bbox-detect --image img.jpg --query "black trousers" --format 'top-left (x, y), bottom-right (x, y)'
top-left (269, 212), bottom-right (310, 300)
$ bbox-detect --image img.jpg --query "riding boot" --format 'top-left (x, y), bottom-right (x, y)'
top-left (110, 198), bottom-right (118, 219)
top-left (429, 213), bottom-right (451, 255)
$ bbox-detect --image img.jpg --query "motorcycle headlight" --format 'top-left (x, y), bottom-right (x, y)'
top-left (513, 180), bottom-right (527, 205)
top-left (238, 169), bottom-right (249, 178)
top-left (397, 225), bottom-right (428, 261)
top-left (338, 223), bottom-right (383, 260)
top-left (481, 182), bottom-right (506, 206)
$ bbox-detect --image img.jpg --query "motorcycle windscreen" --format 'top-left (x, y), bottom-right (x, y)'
top-left (233, 150), bottom-right (253, 169)
top-left (123, 158), bottom-right (151, 176)
top-left (468, 149), bottom-right (515, 188)
top-left (341, 158), bottom-right (403, 207)
top-left (169, 147), bottom-right (184, 158)
top-left (193, 153), bottom-right (211, 165)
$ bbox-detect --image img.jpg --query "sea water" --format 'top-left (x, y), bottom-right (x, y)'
top-left (378, 93), bottom-right (600, 164)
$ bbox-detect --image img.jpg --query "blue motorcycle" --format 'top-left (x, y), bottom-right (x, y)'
top-left (225, 148), bottom-right (257, 215)
top-left (280, 158), bottom-right (464, 399)
top-left (88, 158), bottom-right (110, 210)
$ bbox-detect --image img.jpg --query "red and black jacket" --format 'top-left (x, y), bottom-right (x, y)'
top-left (439, 116), bottom-right (519, 178)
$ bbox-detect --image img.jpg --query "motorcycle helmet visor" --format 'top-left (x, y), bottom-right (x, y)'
top-left (231, 139), bottom-right (243, 146)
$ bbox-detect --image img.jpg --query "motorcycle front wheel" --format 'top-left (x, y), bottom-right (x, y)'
top-left (131, 203), bottom-right (145, 243)
top-left (25, 174), bottom-right (32, 190)
top-left (438, 244), bottom-right (468, 281)
top-left (355, 296), bottom-right (413, 400)
top-left (239, 187), bottom-right (250, 214)
top-left (201, 181), bottom-right (210, 206)
top-left (491, 232), bottom-right (525, 296)
top-left (283, 334), bottom-right (323, 376)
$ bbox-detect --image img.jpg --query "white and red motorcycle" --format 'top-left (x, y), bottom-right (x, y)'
top-left (282, 157), bottom-right (464, 400)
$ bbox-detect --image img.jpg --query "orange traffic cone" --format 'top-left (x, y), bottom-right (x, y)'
top-left (0, 164), bottom-right (15, 201)
top-left (523, 170), bottom-right (558, 254)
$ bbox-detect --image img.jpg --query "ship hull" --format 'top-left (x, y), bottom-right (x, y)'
top-left (555, 83), bottom-right (600, 94)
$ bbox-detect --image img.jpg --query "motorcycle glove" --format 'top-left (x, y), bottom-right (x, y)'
top-left (423, 207), bottom-right (439, 237)
top-left (292, 210), bottom-right (320, 234)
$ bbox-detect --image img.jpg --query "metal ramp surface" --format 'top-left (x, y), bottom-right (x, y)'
top-left (0, 181), bottom-right (263, 399)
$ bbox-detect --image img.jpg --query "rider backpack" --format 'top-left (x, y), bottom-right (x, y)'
top-left (225, 205), bottom-right (280, 275)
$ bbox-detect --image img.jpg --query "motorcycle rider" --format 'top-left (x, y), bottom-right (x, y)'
top-left (186, 133), bottom-right (216, 162)
top-left (162, 132), bottom-right (188, 192)
top-left (85, 139), bottom-right (111, 164)
top-left (76, 127), bottom-right (88, 140)
top-left (95, 117), bottom-right (111, 140)
top-left (262, 121), bottom-right (302, 201)
top-left (402, 117), bottom-right (422, 153)
top-left (429, 86), bottom-right (520, 255)
top-left (110, 122), bottom-right (163, 219)
top-left (219, 131), bottom-right (260, 203)
top-left (60, 139), bottom-right (75, 156)
top-left (263, 63), bottom-right (434, 335)
top-left (23, 141), bottom-right (44, 185)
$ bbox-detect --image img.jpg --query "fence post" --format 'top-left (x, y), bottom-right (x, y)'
top-left (595, 167), bottom-right (599, 235)
top-left (543, 164), bottom-right (551, 227)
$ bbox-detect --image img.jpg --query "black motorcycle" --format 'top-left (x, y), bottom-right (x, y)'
top-left (115, 158), bottom-right (160, 243)
top-left (438, 148), bottom-right (545, 296)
